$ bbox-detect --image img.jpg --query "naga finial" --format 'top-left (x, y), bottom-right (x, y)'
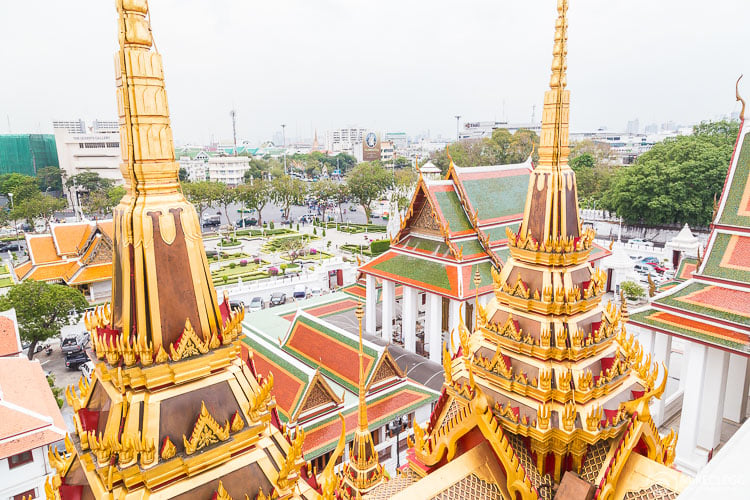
top-left (737, 74), bottom-right (746, 122)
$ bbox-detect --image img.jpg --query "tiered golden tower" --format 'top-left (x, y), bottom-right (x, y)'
top-left (401, 2), bottom-right (680, 499)
top-left (339, 303), bottom-right (386, 498)
top-left (45, 1), bottom-right (316, 498)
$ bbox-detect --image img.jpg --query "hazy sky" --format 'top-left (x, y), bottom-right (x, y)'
top-left (2, 0), bottom-right (749, 144)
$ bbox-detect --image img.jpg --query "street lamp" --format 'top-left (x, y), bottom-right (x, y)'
top-left (8, 193), bottom-right (18, 252)
top-left (454, 115), bottom-right (461, 142)
top-left (281, 124), bottom-right (287, 175)
top-left (387, 415), bottom-right (409, 469)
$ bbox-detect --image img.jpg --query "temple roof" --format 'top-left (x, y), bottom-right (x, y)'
top-left (0, 357), bottom-right (67, 460)
top-left (630, 116), bottom-right (750, 354)
top-left (14, 220), bottom-right (113, 286)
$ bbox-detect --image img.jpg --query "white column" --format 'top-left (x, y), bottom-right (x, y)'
top-left (426, 293), bottom-right (442, 362)
top-left (674, 342), bottom-right (708, 474)
top-left (675, 343), bottom-right (731, 474)
top-left (381, 280), bottom-right (395, 341)
top-left (402, 286), bottom-right (417, 353)
top-left (723, 353), bottom-right (750, 424)
top-left (365, 274), bottom-right (377, 334)
top-left (448, 300), bottom-right (461, 354)
top-left (652, 332), bottom-right (673, 427)
top-left (696, 348), bottom-right (729, 452)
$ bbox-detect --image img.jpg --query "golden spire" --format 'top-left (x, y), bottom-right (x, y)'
top-left (538, 0), bottom-right (570, 170)
top-left (737, 74), bottom-right (746, 122)
top-left (516, 0), bottom-right (582, 244)
top-left (108, 0), bottom-right (224, 354)
top-left (355, 302), bottom-right (367, 430)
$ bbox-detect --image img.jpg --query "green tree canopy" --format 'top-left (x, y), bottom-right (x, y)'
top-left (346, 162), bottom-right (393, 223)
top-left (271, 175), bottom-right (307, 220)
top-left (600, 120), bottom-right (739, 226)
top-left (83, 186), bottom-right (126, 217)
top-left (12, 193), bottom-right (67, 230)
top-left (393, 168), bottom-right (417, 212)
top-left (66, 171), bottom-right (114, 192)
top-left (37, 166), bottom-right (63, 192)
top-left (0, 173), bottom-right (41, 205)
top-left (429, 129), bottom-right (540, 174)
top-left (236, 178), bottom-right (272, 226)
top-left (182, 181), bottom-right (223, 220)
top-left (0, 281), bottom-right (88, 360)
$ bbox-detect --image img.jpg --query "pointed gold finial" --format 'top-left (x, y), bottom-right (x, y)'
top-left (355, 301), bottom-right (367, 430)
top-left (549, 0), bottom-right (569, 90)
top-left (737, 75), bottom-right (746, 122)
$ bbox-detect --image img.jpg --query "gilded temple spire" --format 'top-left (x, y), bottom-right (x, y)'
top-left (339, 302), bottom-right (385, 498)
top-left (516, 0), bottom-right (582, 244)
top-left (108, 0), bottom-right (224, 354)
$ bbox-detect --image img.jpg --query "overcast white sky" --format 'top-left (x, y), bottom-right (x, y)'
top-left (2, 0), bottom-right (749, 144)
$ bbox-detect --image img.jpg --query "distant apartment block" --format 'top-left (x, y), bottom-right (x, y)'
top-left (326, 127), bottom-right (367, 153)
top-left (208, 156), bottom-right (250, 186)
top-left (178, 151), bottom-right (210, 182)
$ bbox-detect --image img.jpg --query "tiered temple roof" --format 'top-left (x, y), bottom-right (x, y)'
top-left (243, 310), bottom-right (438, 461)
top-left (630, 80), bottom-right (750, 355)
top-left (47, 1), bottom-right (316, 498)
top-left (14, 221), bottom-right (113, 287)
top-left (365, 1), bottom-right (688, 499)
top-left (361, 146), bottom-right (609, 303)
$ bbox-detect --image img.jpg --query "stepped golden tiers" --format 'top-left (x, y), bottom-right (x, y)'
top-left (46, 1), bottom-right (316, 498)
top-left (42, 0), bottom-right (690, 499)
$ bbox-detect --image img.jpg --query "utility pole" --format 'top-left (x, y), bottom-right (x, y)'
top-left (281, 124), bottom-right (287, 175)
top-left (454, 115), bottom-right (461, 142)
top-left (230, 110), bottom-right (237, 155)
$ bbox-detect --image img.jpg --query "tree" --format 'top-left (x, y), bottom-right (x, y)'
top-left (600, 120), bottom-right (739, 227)
top-left (346, 162), bottom-right (393, 223)
top-left (330, 182), bottom-right (349, 222)
top-left (65, 171), bottom-right (114, 193)
top-left (37, 167), bottom-right (63, 192)
top-left (183, 181), bottom-right (223, 221)
top-left (215, 187), bottom-right (237, 227)
top-left (178, 167), bottom-right (188, 182)
top-left (83, 186), bottom-right (126, 217)
top-left (429, 129), bottom-right (540, 174)
top-left (0, 281), bottom-right (88, 360)
top-left (12, 194), bottom-right (67, 230)
top-left (569, 152), bottom-right (616, 205)
top-left (236, 179), bottom-right (271, 227)
top-left (393, 168), bottom-right (417, 213)
top-left (311, 179), bottom-right (338, 219)
top-left (277, 237), bottom-right (306, 264)
top-left (244, 158), bottom-right (283, 182)
top-left (272, 175), bottom-right (306, 220)
top-left (0, 173), bottom-right (40, 205)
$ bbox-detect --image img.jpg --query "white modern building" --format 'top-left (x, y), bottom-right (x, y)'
top-left (53, 119), bottom-right (124, 212)
top-left (178, 151), bottom-right (210, 182)
top-left (207, 156), bottom-right (250, 186)
top-left (326, 127), bottom-right (367, 153)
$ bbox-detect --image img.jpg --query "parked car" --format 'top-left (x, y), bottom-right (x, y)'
top-left (248, 296), bottom-right (263, 312)
top-left (269, 292), bottom-right (287, 307)
top-left (293, 285), bottom-right (309, 300)
top-left (629, 238), bottom-right (653, 246)
top-left (349, 205), bottom-right (358, 212)
top-left (239, 217), bottom-right (257, 227)
top-left (80, 361), bottom-right (95, 381)
top-left (633, 263), bottom-right (652, 274)
top-left (65, 351), bottom-right (89, 370)
top-left (202, 214), bottom-right (221, 227)
top-left (229, 300), bottom-right (245, 312)
top-left (0, 241), bottom-right (22, 252)
top-left (640, 257), bottom-right (659, 265)
top-left (309, 286), bottom-right (323, 297)
top-left (61, 335), bottom-right (84, 355)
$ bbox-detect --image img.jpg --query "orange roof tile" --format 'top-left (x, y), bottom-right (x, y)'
top-left (67, 263), bottom-right (112, 285)
top-left (13, 261), bottom-right (32, 280)
top-left (51, 223), bottom-right (91, 256)
top-left (0, 357), bottom-right (66, 459)
top-left (27, 235), bottom-right (61, 265)
top-left (96, 220), bottom-right (114, 240)
top-left (0, 315), bottom-right (20, 357)
top-left (24, 261), bottom-right (74, 282)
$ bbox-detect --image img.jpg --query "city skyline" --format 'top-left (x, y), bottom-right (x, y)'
top-left (2, 0), bottom-right (749, 145)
